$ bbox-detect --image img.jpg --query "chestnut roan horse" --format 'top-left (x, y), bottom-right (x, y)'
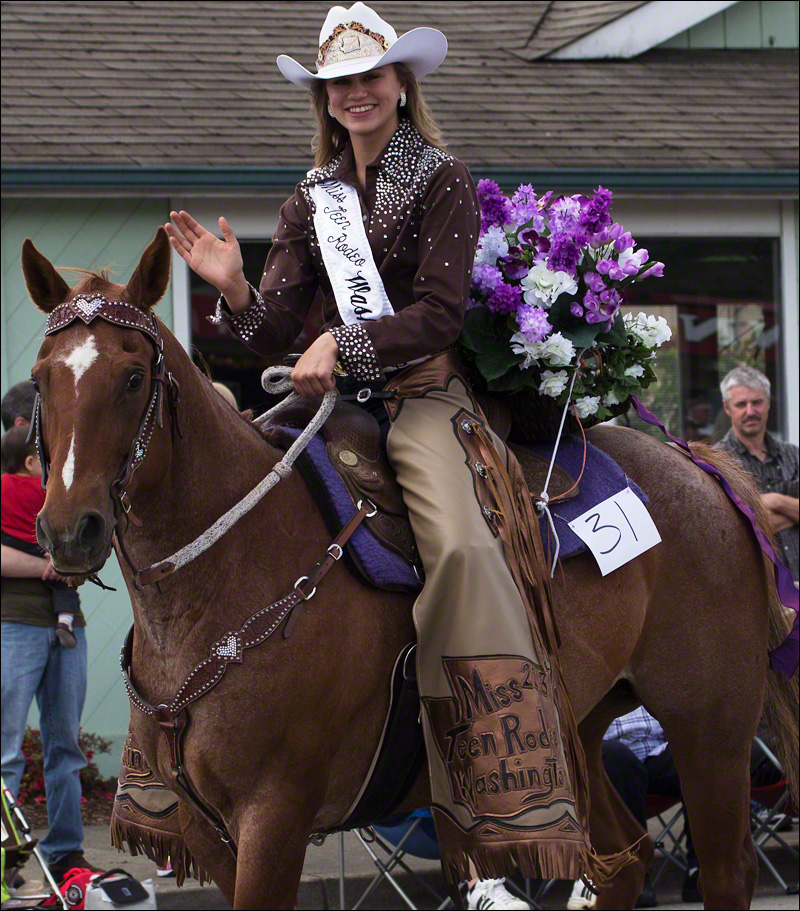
top-left (22, 230), bottom-right (797, 910)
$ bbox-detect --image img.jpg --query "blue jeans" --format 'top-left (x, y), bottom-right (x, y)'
top-left (1, 622), bottom-right (87, 863)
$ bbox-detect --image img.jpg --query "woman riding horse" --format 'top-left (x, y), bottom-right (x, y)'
top-left (165, 1), bottom-right (613, 898)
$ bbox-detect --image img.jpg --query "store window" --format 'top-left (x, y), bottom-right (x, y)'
top-left (189, 241), bottom-right (323, 412)
top-left (621, 237), bottom-right (782, 442)
top-left (190, 237), bottom-right (784, 439)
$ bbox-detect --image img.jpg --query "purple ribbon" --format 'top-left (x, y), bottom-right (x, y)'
top-left (631, 396), bottom-right (798, 679)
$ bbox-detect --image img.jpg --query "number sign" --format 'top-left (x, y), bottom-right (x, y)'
top-left (567, 487), bottom-right (661, 576)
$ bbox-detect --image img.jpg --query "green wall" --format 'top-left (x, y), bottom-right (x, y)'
top-left (660, 0), bottom-right (800, 49)
top-left (1, 196), bottom-right (171, 777)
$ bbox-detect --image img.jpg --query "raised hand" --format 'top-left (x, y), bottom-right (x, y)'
top-left (165, 211), bottom-right (246, 301)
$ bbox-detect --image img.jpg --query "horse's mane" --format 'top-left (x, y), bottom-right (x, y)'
top-left (60, 267), bottom-right (125, 299)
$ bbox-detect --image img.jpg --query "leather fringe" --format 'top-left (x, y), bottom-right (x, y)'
top-left (462, 422), bottom-right (641, 888)
top-left (110, 817), bottom-right (210, 887)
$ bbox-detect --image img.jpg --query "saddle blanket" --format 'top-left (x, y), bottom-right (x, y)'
top-left (291, 429), bottom-right (648, 590)
top-left (529, 435), bottom-right (649, 560)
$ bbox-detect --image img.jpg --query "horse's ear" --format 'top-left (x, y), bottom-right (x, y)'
top-left (21, 239), bottom-right (71, 314)
top-left (126, 227), bottom-right (171, 311)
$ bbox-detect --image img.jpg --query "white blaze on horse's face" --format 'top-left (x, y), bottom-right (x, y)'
top-left (59, 333), bottom-right (99, 390)
top-left (62, 434), bottom-right (76, 491)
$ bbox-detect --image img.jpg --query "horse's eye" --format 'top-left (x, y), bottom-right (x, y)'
top-left (30, 377), bottom-right (40, 393)
top-left (127, 373), bottom-right (145, 392)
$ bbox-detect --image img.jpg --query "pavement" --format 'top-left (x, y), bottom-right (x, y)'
top-left (29, 816), bottom-right (798, 910)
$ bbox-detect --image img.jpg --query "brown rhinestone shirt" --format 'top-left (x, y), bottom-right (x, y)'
top-left (212, 120), bottom-right (480, 380)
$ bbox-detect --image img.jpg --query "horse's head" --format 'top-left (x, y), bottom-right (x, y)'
top-left (23, 229), bottom-right (172, 574)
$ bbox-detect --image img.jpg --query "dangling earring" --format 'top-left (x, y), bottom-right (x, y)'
top-left (399, 91), bottom-right (407, 108)
top-left (327, 103), bottom-right (335, 118)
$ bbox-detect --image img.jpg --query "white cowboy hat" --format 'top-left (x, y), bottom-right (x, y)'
top-left (277, 2), bottom-right (447, 88)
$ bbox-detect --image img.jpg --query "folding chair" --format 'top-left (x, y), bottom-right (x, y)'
top-left (339, 810), bottom-right (453, 911)
top-left (339, 809), bottom-right (538, 910)
top-left (749, 736), bottom-right (798, 895)
top-left (645, 794), bottom-right (690, 890)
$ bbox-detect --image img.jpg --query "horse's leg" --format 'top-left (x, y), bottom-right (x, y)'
top-left (578, 697), bottom-right (653, 911)
top-left (230, 784), bottom-right (317, 910)
top-left (178, 803), bottom-right (237, 905)
top-left (662, 731), bottom-right (757, 910)
top-left (632, 592), bottom-right (764, 908)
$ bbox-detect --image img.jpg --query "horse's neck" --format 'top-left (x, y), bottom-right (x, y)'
top-left (122, 327), bottom-right (298, 653)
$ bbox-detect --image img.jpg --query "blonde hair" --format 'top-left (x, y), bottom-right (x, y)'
top-left (309, 63), bottom-right (446, 168)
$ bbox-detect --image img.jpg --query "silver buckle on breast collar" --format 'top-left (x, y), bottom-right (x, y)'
top-left (356, 387), bottom-right (372, 403)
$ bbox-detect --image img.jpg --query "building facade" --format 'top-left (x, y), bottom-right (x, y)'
top-left (2, 0), bottom-right (798, 774)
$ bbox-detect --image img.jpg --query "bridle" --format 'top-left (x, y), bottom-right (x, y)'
top-left (30, 292), bottom-right (181, 548)
top-left (30, 294), bottom-right (375, 854)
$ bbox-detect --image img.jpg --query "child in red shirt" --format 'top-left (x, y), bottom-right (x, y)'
top-left (1, 425), bottom-right (78, 647)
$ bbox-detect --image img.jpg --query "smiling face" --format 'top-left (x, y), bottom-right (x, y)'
top-left (325, 64), bottom-right (405, 142)
top-left (724, 383), bottom-right (770, 441)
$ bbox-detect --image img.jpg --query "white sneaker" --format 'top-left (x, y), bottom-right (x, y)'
top-left (466, 878), bottom-right (532, 910)
top-left (567, 878), bottom-right (597, 910)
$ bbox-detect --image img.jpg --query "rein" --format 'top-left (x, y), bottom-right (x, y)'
top-left (37, 295), bottom-right (335, 588)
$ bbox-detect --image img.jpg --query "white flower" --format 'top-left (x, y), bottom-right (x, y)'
top-left (474, 225), bottom-right (509, 266)
top-left (510, 331), bottom-right (545, 369)
top-left (625, 364), bottom-right (645, 378)
top-left (538, 369), bottom-right (569, 398)
top-left (617, 247), bottom-right (648, 274)
top-left (574, 395), bottom-right (601, 419)
top-left (541, 331), bottom-right (576, 366)
top-left (603, 388), bottom-right (622, 406)
top-left (624, 312), bottom-right (673, 349)
top-left (520, 262), bottom-right (578, 308)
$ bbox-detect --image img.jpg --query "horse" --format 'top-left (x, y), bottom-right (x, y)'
top-left (21, 229), bottom-right (798, 910)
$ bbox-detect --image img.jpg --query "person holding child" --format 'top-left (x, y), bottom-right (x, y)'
top-left (0, 408), bottom-right (96, 880)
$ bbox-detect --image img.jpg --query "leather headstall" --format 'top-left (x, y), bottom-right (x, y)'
top-left (33, 293), bottom-right (180, 529)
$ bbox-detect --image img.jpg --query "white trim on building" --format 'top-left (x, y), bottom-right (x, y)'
top-left (551, 0), bottom-right (739, 59)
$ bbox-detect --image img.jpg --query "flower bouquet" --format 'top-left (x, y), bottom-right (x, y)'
top-left (459, 181), bottom-right (671, 440)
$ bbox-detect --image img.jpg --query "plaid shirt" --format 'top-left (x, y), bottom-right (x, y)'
top-left (716, 429), bottom-right (799, 582)
top-left (603, 707), bottom-right (668, 762)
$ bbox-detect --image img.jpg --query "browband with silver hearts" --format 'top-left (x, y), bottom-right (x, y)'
top-left (45, 293), bottom-right (160, 343)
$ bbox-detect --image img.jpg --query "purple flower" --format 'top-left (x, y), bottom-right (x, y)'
top-left (477, 179), bottom-right (513, 233)
top-left (639, 261), bottom-right (665, 279)
top-left (584, 271), bottom-right (606, 293)
top-left (590, 221), bottom-right (624, 248)
top-left (579, 185), bottom-right (613, 236)
top-left (614, 231), bottom-right (634, 254)
top-left (584, 287), bottom-right (623, 327)
top-left (477, 178), bottom-right (502, 201)
top-left (519, 228), bottom-right (551, 258)
top-left (571, 301), bottom-right (585, 318)
top-left (548, 233), bottom-right (584, 276)
top-left (595, 258), bottom-right (625, 281)
top-left (516, 302), bottom-right (552, 344)
top-left (548, 196), bottom-right (583, 235)
top-left (498, 252), bottom-right (530, 281)
top-left (510, 184), bottom-right (545, 230)
top-left (486, 282), bottom-right (522, 314)
top-left (471, 263), bottom-right (503, 296)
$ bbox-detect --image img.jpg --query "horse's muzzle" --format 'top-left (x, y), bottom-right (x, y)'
top-left (37, 508), bottom-right (112, 574)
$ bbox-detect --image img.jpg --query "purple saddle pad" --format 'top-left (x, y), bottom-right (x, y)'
top-left (528, 435), bottom-right (648, 559)
top-left (289, 429), bottom-right (648, 592)
top-left (291, 432), bottom-right (422, 593)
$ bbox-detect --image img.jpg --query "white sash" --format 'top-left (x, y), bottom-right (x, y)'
top-left (310, 179), bottom-right (395, 326)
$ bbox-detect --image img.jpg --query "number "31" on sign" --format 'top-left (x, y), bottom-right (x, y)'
top-left (568, 486), bottom-right (661, 576)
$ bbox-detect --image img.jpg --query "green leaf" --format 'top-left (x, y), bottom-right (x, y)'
top-left (561, 321), bottom-right (601, 349)
top-left (459, 307), bottom-right (508, 354)
top-left (475, 348), bottom-right (522, 381)
top-left (595, 312), bottom-right (627, 347)
top-left (487, 366), bottom-right (529, 392)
